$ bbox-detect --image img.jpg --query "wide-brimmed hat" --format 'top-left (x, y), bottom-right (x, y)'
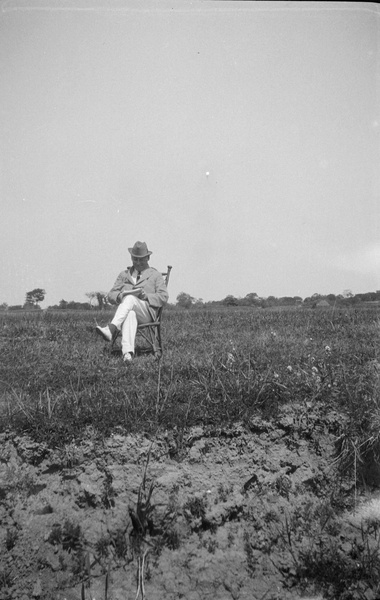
top-left (128, 241), bottom-right (152, 258)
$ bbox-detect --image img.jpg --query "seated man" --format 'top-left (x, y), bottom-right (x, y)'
top-left (96, 241), bottom-right (169, 363)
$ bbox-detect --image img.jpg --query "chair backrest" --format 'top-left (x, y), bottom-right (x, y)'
top-left (163, 265), bottom-right (172, 287)
top-left (155, 265), bottom-right (172, 321)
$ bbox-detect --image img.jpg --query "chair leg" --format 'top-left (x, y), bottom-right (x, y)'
top-left (110, 332), bottom-right (121, 354)
top-left (155, 325), bottom-right (162, 358)
top-left (136, 325), bottom-right (162, 357)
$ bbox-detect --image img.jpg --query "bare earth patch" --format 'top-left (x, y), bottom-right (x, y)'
top-left (0, 403), bottom-right (379, 600)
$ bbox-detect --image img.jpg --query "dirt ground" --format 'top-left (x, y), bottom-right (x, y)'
top-left (0, 401), bottom-right (378, 600)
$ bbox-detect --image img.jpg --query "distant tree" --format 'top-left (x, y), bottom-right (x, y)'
top-left (242, 293), bottom-right (260, 306)
top-left (222, 295), bottom-right (238, 306)
top-left (357, 292), bottom-right (377, 302)
top-left (85, 291), bottom-right (108, 310)
top-left (278, 296), bottom-right (297, 306)
top-left (193, 298), bottom-right (204, 307)
top-left (60, 300), bottom-right (91, 310)
top-left (262, 296), bottom-right (277, 308)
top-left (0, 302), bottom-right (8, 310)
top-left (176, 292), bottom-right (195, 309)
top-left (48, 299), bottom-right (91, 310)
top-left (311, 293), bottom-right (322, 301)
top-left (66, 301), bottom-right (82, 310)
top-left (23, 302), bottom-right (41, 311)
top-left (343, 294), bottom-right (359, 305)
top-left (25, 288), bottom-right (46, 306)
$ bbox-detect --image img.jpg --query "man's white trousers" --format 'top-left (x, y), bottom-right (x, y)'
top-left (110, 295), bottom-right (153, 355)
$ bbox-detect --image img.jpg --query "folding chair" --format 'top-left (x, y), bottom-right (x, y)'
top-left (135, 265), bottom-right (172, 359)
top-left (111, 266), bottom-right (172, 360)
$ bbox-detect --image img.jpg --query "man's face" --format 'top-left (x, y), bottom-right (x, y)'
top-left (132, 255), bottom-right (150, 272)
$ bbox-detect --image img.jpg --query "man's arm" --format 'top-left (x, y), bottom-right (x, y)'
top-left (144, 271), bottom-right (169, 308)
top-left (107, 271), bottom-right (134, 305)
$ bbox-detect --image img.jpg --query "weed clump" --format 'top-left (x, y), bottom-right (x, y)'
top-left (296, 536), bottom-right (380, 599)
top-left (0, 565), bottom-right (14, 590)
top-left (5, 528), bottom-right (18, 551)
top-left (111, 529), bottom-right (129, 560)
top-left (183, 496), bottom-right (207, 521)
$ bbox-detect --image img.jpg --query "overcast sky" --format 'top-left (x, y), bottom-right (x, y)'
top-left (1, 0), bottom-right (379, 306)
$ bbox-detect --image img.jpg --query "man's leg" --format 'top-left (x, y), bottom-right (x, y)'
top-left (110, 296), bottom-right (152, 356)
top-left (110, 295), bottom-right (137, 331)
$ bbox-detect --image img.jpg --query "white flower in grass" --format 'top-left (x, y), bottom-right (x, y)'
top-left (226, 352), bottom-right (235, 368)
top-left (229, 339), bottom-right (236, 351)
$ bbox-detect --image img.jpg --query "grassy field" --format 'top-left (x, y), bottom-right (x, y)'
top-left (1, 305), bottom-right (380, 600)
top-left (1, 306), bottom-right (379, 477)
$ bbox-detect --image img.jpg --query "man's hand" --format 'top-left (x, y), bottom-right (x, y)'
top-left (120, 289), bottom-right (139, 300)
top-left (120, 288), bottom-right (148, 301)
top-left (120, 290), bottom-right (131, 300)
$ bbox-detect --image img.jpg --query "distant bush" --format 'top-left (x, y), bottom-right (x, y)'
top-left (47, 301), bottom-right (92, 310)
top-left (23, 303), bottom-right (41, 311)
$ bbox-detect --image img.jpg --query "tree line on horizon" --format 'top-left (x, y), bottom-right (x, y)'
top-left (1, 288), bottom-right (380, 312)
top-left (174, 290), bottom-right (380, 310)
